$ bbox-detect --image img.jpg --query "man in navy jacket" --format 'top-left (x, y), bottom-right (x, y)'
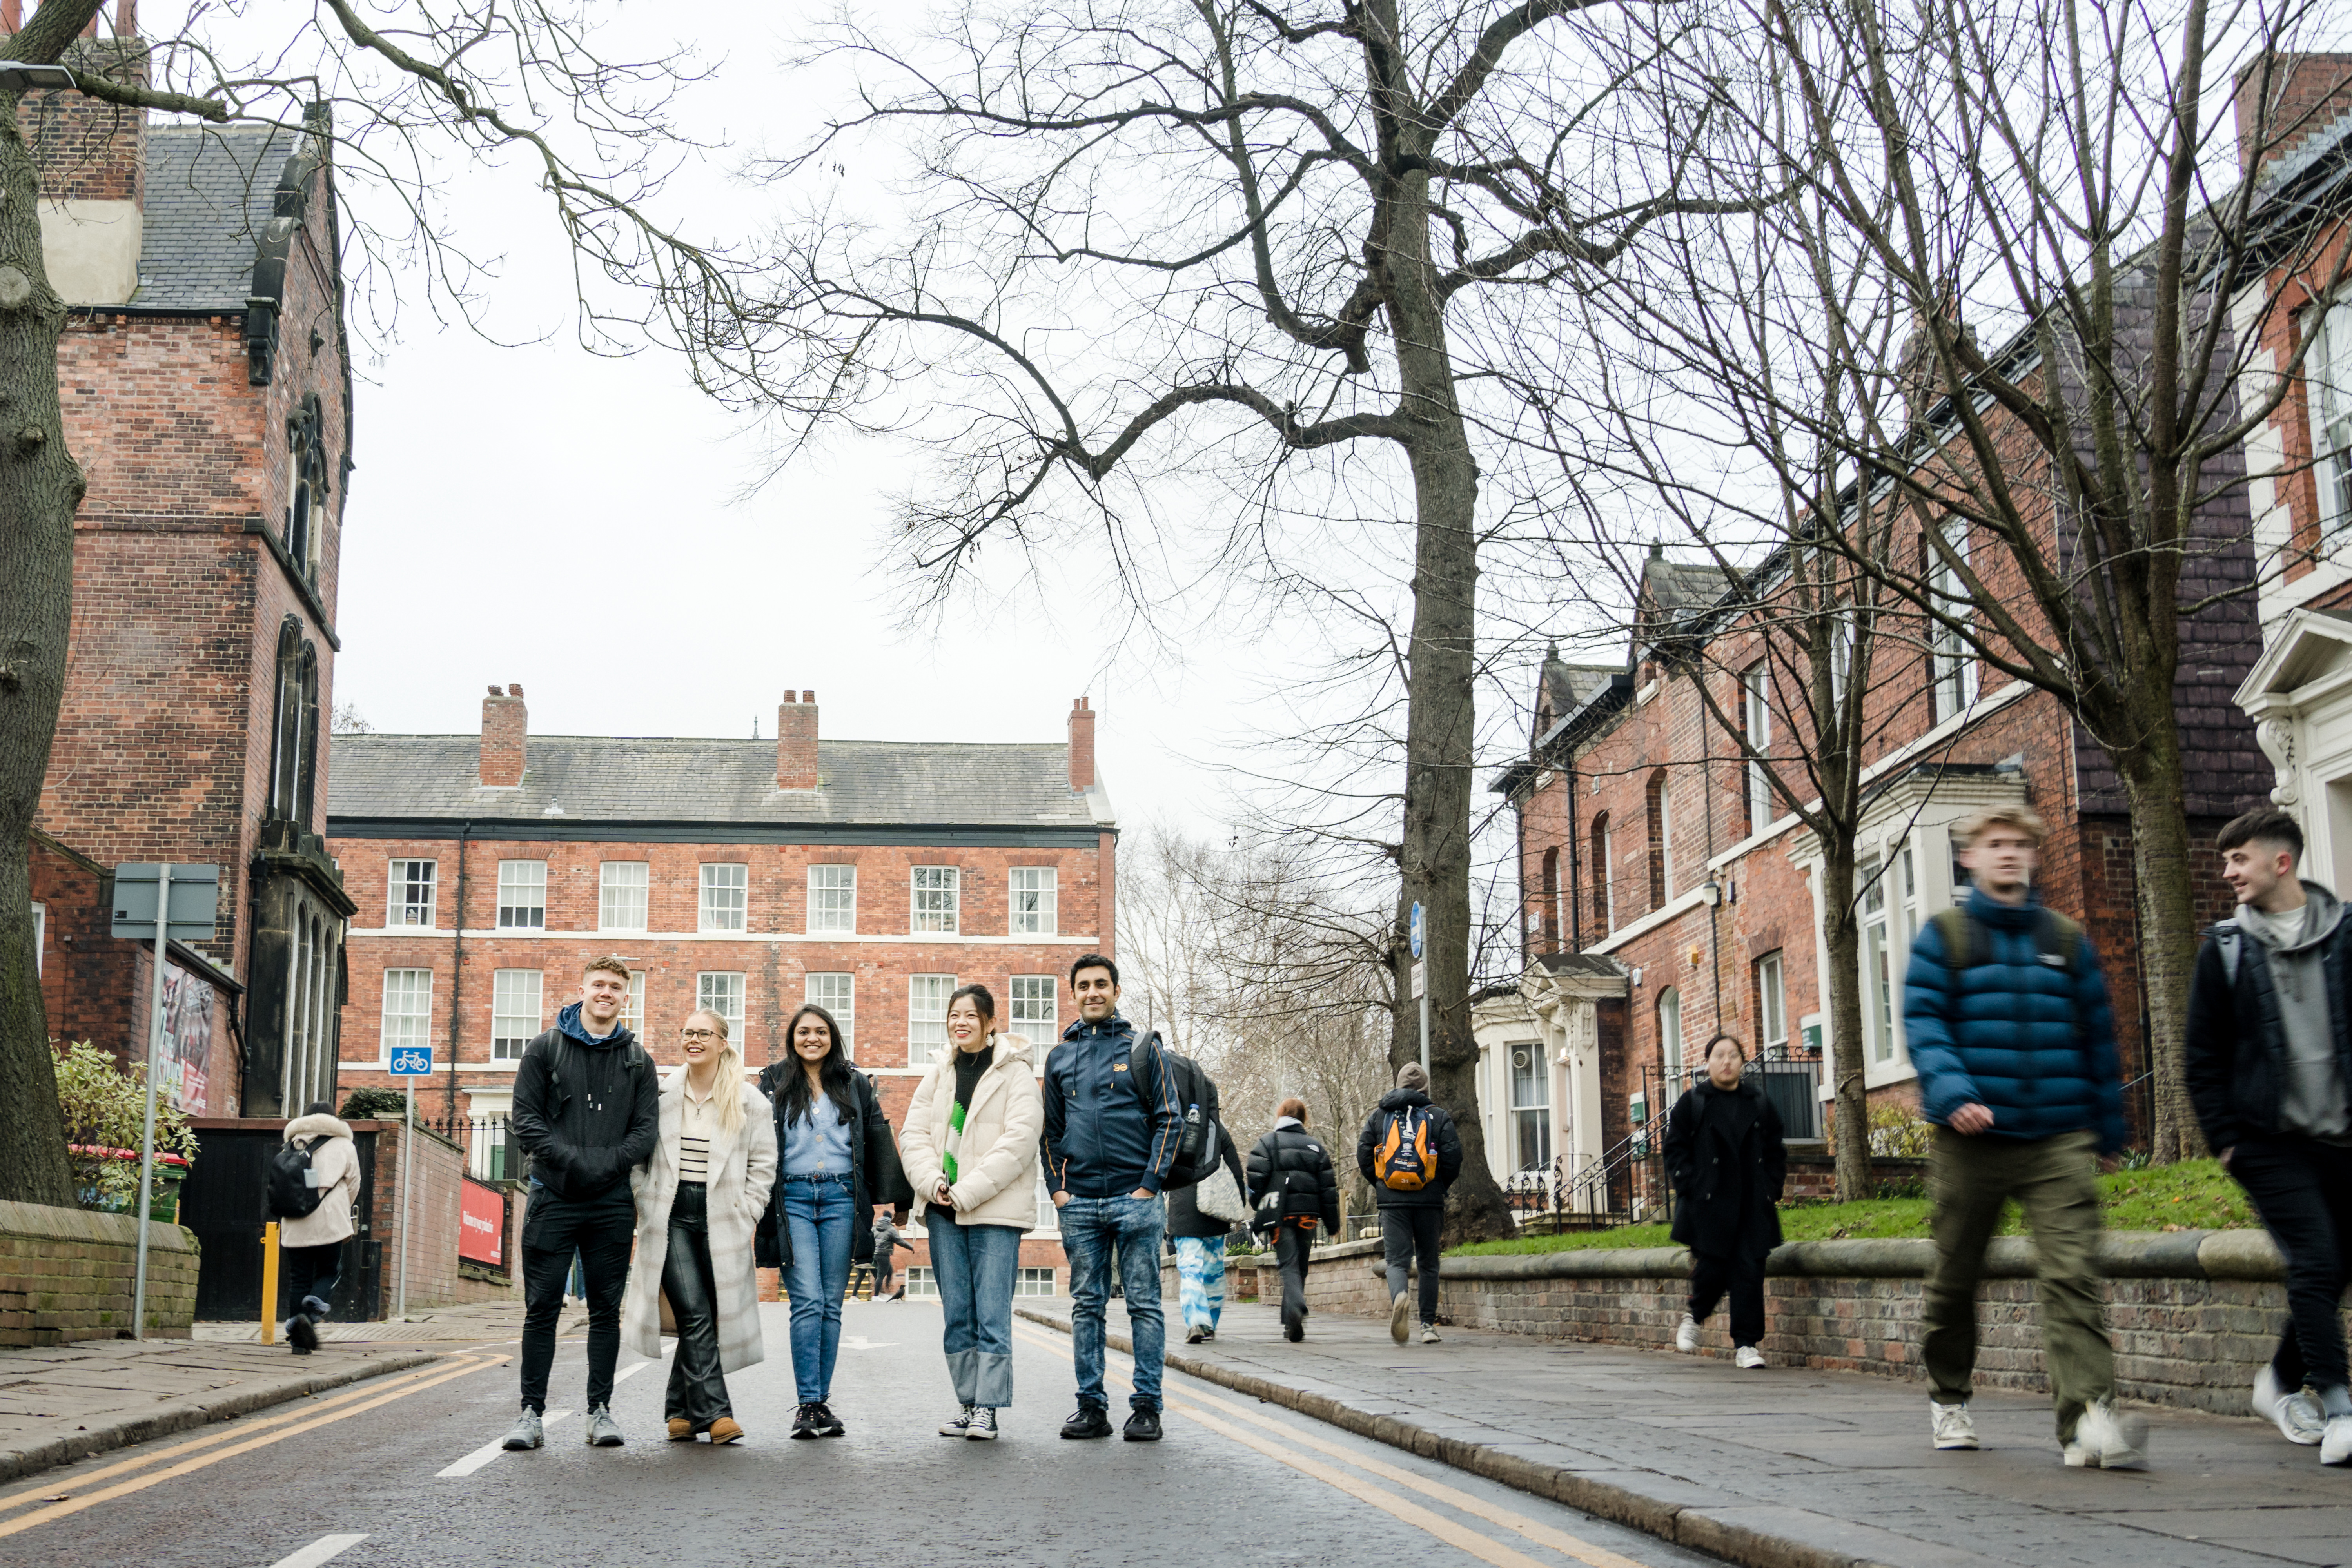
top-left (1904, 806), bottom-right (2141, 1470)
top-left (1043, 953), bottom-right (1182, 1443)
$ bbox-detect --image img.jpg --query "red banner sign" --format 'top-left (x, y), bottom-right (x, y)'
top-left (459, 1178), bottom-right (505, 1267)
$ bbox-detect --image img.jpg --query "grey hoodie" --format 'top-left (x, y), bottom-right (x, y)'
top-left (2235, 880), bottom-right (2351, 1141)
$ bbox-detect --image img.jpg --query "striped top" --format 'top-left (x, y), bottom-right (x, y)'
top-left (678, 1077), bottom-right (720, 1182)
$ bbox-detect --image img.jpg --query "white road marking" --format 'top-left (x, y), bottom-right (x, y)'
top-left (840, 1336), bottom-right (896, 1349)
top-left (267, 1533), bottom-right (368, 1568)
top-left (435, 1410), bottom-right (574, 1477)
top-left (613, 1361), bottom-right (653, 1384)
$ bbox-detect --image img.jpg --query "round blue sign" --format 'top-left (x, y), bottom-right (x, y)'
top-left (1409, 901), bottom-right (1425, 959)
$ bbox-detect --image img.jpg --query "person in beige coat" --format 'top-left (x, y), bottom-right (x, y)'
top-left (619, 1011), bottom-right (779, 1443)
top-left (899, 984), bottom-right (1043, 1440)
top-left (277, 1102), bottom-right (360, 1355)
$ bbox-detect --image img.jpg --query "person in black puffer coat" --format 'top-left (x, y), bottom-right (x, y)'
top-left (1662, 1035), bottom-right (1786, 1368)
top-left (1247, 1099), bottom-right (1341, 1342)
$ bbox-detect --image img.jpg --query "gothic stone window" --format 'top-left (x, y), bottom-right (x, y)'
top-left (285, 394), bottom-right (329, 581)
top-left (268, 616), bottom-right (319, 826)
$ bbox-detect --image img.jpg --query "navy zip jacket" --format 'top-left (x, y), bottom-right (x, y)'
top-left (1903, 886), bottom-right (2127, 1154)
top-left (1042, 1014), bottom-right (1183, 1198)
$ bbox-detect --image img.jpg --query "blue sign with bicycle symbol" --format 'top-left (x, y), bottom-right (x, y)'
top-left (389, 1046), bottom-right (434, 1077)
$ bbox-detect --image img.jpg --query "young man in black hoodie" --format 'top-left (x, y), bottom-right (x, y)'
top-left (502, 956), bottom-right (661, 1451)
top-left (1357, 1062), bottom-right (1463, 1345)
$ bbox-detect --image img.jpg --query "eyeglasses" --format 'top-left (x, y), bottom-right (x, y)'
top-left (681, 1028), bottom-right (719, 1041)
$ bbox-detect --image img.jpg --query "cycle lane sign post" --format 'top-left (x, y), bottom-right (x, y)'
top-left (388, 1045), bottom-right (434, 1316)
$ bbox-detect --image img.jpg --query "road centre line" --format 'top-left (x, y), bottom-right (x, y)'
top-left (0, 1359), bottom-right (503, 1519)
top-left (1007, 1326), bottom-right (1572, 1568)
top-left (0, 1354), bottom-right (503, 1541)
top-left (267, 1532), bottom-right (369, 1568)
top-left (436, 1411), bottom-right (575, 1478)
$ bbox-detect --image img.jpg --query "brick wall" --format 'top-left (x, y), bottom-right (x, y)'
top-left (362, 1120), bottom-right (474, 1316)
top-left (0, 1200), bottom-right (198, 1346)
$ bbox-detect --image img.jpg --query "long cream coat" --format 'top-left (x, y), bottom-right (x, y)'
top-left (899, 1032), bottom-right (1044, 1231)
top-left (619, 1071), bottom-right (778, 1372)
top-left (277, 1113), bottom-right (360, 1249)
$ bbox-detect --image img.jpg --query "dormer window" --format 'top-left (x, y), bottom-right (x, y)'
top-left (284, 394), bottom-right (328, 580)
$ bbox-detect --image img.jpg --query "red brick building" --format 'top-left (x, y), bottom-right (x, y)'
top-left (28, 5), bottom-right (357, 1120)
top-left (327, 688), bottom-right (1118, 1291)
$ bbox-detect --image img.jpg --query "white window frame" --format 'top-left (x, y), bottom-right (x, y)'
top-left (2311, 299), bottom-right (2352, 536)
top-left (806, 972), bottom-right (855, 1058)
top-left (1009, 975), bottom-right (1058, 1045)
top-left (1506, 1041), bottom-right (1550, 1174)
top-left (1013, 1267), bottom-right (1058, 1297)
top-left (1656, 778), bottom-right (1675, 902)
top-left (1595, 816), bottom-right (1614, 934)
top-left (901, 1266), bottom-right (938, 1298)
top-left (379, 967), bottom-right (433, 1065)
top-left (808, 864), bottom-right (856, 934)
top-left (1860, 855), bottom-right (1897, 1065)
top-left (1658, 987), bottom-right (1683, 1078)
top-left (599, 862), bottom-right (649, 933)
top-left (1929, 519), bottom-right (1979, 719)
top-left (1009, 866), bottom-right (1058, 935)
top-left (697, 972), bottom-right (747, 1040)
top-left (490, 969), bottom-right (543, 1061)
top-left (495, 860), bottom-right (546, 931)
top-left (620, 971), bottom-right (648, 1039)
top-left (911, 867), bottom-right (960, 935)
top-left (1756, 951), bottom-right (1788, 1058)
top-left (909, 973), bottom-right (955, 1062)
top-left (1033, 1170), bottom-right (1060, 1235)
top-left (699, 863), bottom-right (749, 934)
top-left (1743, 665), bottom-right (1772, 832)
top-left (388, 858), bottom-right (437, 929)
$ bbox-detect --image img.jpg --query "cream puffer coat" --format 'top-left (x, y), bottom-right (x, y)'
top-left (900, 1032), bottom-right (1044, 1232)
top-left (276, 1113), bottom-right (360, 1248)
top-left (619, 1071), bottom-right (779, 1372)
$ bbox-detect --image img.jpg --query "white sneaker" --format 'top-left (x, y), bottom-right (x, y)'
top-left (1390, 1292), bottom-right (1412, 1345)
top-left (1735, 1345), bottom-right (1766, 1370)
top-left (2323, 1415), bottom-right (2352, 1466)
top-left (965, 1406), bottom-right (1000, 1441)
top-left (1674, 1314), bottom-right (1701, 1354)
top-left (2253, 1366), bottom-right (2325, 1446)
top-left (939, 1405), bottom-right (973, 1437)
top-left (1420, 1325), bottom-right (1441, 1344)
top-left (2071, 1397), bottom-right (2149, 1471)
top-left (1930, 1401), bottom-right (1978, 1450)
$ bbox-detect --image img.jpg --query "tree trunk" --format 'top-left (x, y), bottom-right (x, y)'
top-left (2117, 737), bottom-right (2205, 1162)
top-left (1818, 846), bottom-right (1874, 1201)
top-left (0, 78), bottom-right (95, 1208)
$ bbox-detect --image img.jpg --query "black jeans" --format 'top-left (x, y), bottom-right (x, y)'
top-left (1274, 1221), bottom-right (1315, 1329)
top-left (282, 1241), bottom-right (343, 1318)
top-left (662, 1183), bottom-right (731, 1428)
top-left (1689, 1247), bottom-right (1768, 1349)
top-left (519, 1185), bottom-right (635, 1414)
top-left (2230, 1134), bottom-right (2352, 1392)
top-left (1381, 1207), bottom-right (1443, 1325)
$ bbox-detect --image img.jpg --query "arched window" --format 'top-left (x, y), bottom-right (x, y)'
top-left (1539, 846), bottom-right (1560, 951)
top-left (284, 394), bottom-right (328, 581)
top-left (267, 616), bottom-right (319, 825)
top-left (1591, 813), bottom-right (1612, 933)
top-left (1658, 986), bottom-right (1684, 1079)
top-left (1646, 770), bottom-right (1673, 909)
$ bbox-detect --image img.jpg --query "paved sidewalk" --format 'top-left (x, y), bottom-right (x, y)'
top-left (1018, 1299), bottom-right (2352, 1568)
top-left (0, 1338), bottom-right (443, 1481)
top-left (192, 1296), bottom-right (582, 1345)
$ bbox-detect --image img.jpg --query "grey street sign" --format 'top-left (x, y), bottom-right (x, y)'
top-left (111, 864), bottom-right (221, 941)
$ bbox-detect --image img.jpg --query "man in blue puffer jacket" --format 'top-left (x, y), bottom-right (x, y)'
top-left (1904, 805), bottom-right (2142, 1470)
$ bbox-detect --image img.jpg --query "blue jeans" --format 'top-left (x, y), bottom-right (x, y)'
top-left (781, 1174), bottom-right (857, 1403)
top-left (927, 1215), bottom-right (1023, 1407)
top-left (1061, 1193), bottom-right (1166, 1411)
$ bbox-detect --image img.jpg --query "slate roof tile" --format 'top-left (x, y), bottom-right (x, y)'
top-left (136, 125), bottom-right (293, 310)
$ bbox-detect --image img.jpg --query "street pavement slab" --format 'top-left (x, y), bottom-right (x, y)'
top-left (1018, 1296), bottom-right (2352, 1568)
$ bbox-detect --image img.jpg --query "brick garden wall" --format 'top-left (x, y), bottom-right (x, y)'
top-left (0, 1201), bottom-right (198, 1346)
top-left (360, 1120), bottom-right (477, 1316)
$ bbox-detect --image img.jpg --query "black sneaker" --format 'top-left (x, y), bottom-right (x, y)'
top-left (810, 1400), bottom-right (846, 1438)
top-left (287, 1314), bottom-right (318, 1354)
top-left (1123, 1407), bottom-right (1163, 1442)
top-left (1060, 1403), bottom-right (1113, 1439)
top-left (791, 1402), bottom-right (822, 1440)
top-left (1284, 1316), bottom-right (1303, 1343)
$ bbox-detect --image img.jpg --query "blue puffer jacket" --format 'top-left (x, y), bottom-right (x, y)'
top-left (1902, 887), bottom-right (2127, 1153)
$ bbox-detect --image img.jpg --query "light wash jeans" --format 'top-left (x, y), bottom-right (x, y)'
top-left (926, 1214), bottom-right (1023, 1408)
top-left (780, 1174), bottom-right (857, 1403)
top-left (1061, 1193), bottom-right (1166, 1411)
top-left (1174, 1236), bottom-right (1226, 1331)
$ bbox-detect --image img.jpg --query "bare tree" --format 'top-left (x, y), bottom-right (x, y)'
top-left (0, 1), bottom-right (731, 1204)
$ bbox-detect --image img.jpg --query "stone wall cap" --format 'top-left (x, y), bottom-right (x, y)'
top-left (0, 1200), bottom-right (197, 1254)
top-left (1377, 1227), bottom-right (2282, 1283)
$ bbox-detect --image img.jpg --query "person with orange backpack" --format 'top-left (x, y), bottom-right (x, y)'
top-left (1356, 1062), bottom-right (1463, 1345)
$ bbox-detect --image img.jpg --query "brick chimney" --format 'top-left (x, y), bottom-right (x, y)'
top-left (12, 3), bottom-right (147, 307)
top-left (777, 689), bottom-right (818, 790)
top-left (2235, 53), bottom-right (2352, 176)
top-left (1068, 697), bottom-right (1096, 790)
top-left (481, 684), bottom-right (526, 788)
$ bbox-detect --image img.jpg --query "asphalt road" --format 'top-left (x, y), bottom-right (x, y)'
top-left (0, 1302), bottom-right (1728, 1568)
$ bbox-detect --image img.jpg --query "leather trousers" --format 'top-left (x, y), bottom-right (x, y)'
top-left (662, 1182), bottom-right (731, 1428)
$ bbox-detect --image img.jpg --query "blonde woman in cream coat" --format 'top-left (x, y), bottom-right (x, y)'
top-left (899, 983), bottom-right (1043, 1440)
top-left (619, 1009), bottom-right (778, 1443)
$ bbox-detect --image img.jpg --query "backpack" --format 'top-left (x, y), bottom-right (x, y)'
top-left (1374, 1104), bottom-right (1435, 1191)
top-left (1128, 1034), bottom-right (1216, 1192)
top-left (267, 1138), bottom-right (325, 1219)
top-left (1929, 906), bottom-right (2083, 978)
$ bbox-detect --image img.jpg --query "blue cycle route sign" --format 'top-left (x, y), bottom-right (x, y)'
top-left (389, 1045), bottom-right (435, 1077)
top-left (1409, 901), bottom-right (1425, 960)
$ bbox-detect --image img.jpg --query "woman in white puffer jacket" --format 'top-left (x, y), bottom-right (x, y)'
top-left (278, 1102), bottom-right (360, 1354)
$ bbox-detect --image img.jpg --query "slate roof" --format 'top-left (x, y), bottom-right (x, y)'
top-left (326, 736), bottom-right (1107, 831)
top-left (1538, 651), bottom-right (1621, 720)
top-left (137, 125), bottom-right (294, 310)
top-left (1640, 551), bottom-right (1738, 623)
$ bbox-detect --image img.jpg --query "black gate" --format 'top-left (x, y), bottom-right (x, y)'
top-left (181, 1125), bottom-right (383, 1322)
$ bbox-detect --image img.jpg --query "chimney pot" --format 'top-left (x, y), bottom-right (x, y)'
top-left (803, 690), bottom-right (815, 704)
top-left (508, 682), bottom-right (524, 697)
top-left (481, 686), bottom-right (528, 788)
top-left (777, 689), bottom-right (819, 789)
top-left (1068, 695), bottom-right (1097, 791)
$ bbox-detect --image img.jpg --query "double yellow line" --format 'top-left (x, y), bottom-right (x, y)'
top-left (0, 1354), bottom-right (507, 1541)
top-left (1008, 1326), bottom-right (1644, 1568)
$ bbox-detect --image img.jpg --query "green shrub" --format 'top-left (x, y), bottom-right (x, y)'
top-left (339, 1087), bottom-right (411, 1120)
top-left (51, 1041), bottom-right (200, 1210)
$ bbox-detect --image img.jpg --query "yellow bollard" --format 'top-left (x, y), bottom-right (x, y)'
top-left (260, 1221), bottom-right (281, 1345)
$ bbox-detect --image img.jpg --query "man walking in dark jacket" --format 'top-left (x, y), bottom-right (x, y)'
top-left (1357, 1062), bottom-right (1463, 1345)
top-left (1043, 954), bottom-right (1182, 1443)
top-left (2188, 807), bottom-right (2352, 1465)
top-left (503, 956), bottom-right (660, 1452)
top-left (1249, 1098), bottom-right (1342, 1342)
top-left (1904, 806), bottom-right (2141, 1469)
